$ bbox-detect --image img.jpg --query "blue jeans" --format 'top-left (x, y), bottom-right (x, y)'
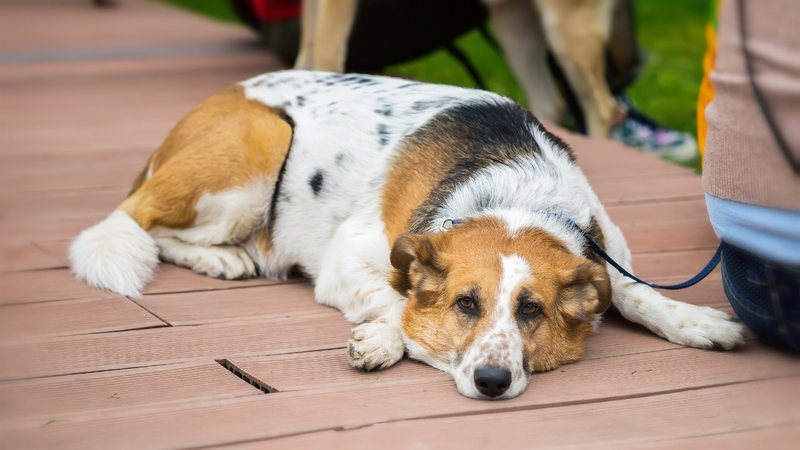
top-left (721, 242), bottom-right (800, 353)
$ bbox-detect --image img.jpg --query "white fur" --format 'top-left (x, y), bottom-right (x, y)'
top-left (241, 71), bottom-right (497, 281)
top-left (239, 71), bottom-right (743, 385)
top-left (453, 254), bottom-right (531, 399)
top-left (69, 71), bottom-right (744, 400)
top-left (69, 210), bottom-right (158, 298)
top-left (156, 237), bottom-right (257, 280)
top-left (612, 278), bottom-right (745, 350)
top-left (423, 152), bottom-right (596, 258)
top-left (150, 179), bottom-right (271, 246)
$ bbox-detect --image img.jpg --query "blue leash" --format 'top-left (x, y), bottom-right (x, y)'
top-left (443, 214), bottom-right (722, 290)
top-left (582, 237), bottom-right (721, 290)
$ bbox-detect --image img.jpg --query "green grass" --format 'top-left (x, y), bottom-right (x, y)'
top-left (160, 0), bottom-right (238, 23)
top-left (161, 0), bottom-right (710, 169)
top-left (626, 0), bottom-right (709, 138)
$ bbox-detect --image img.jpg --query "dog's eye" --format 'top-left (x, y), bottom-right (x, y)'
top-left (519, 300), bottom-right (542, 319)
top-left (456, 294), bottom-right (478, 316)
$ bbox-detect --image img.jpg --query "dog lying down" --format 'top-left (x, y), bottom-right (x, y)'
top-left (70, 71), bottom-right (744, 400)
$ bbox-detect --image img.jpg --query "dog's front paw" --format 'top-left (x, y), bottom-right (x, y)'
top-left (658, 302), bottom-right (746, 350)
top-left (347, 321), bottom-right (405, 371)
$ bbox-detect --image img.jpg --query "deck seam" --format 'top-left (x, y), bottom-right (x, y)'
top-left (183, 375), bottom-right (800, 450)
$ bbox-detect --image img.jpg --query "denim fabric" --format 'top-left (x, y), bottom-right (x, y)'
top-left (720, 242), bottom-right (800, 353)
top-left (706, 194), bottom-right (800, 266)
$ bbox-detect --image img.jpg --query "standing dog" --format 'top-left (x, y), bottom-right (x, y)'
top-left (71, 71), bottom-right (744, 400)
top-left (295, 0), bottom-right (624, 138)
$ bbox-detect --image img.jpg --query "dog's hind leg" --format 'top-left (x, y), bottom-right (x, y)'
top-left (294, 0), bottom-right (319, 69)
top-left (314, 213), bottom-right (407, 371)
top-left (71, 86), bottom-right (294, 296)
top-left (295, 0), bottom-right (358, 72)
top-left (147, 178), bottom-right (272, 280)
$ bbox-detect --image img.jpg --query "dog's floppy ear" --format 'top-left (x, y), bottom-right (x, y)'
top-left (390, 234), bottom-right (445, 300)
top-left (558, 261), bottom-right (612, 321)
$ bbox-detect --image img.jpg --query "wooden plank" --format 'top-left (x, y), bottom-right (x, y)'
top-left (0, 0), bottom-right (254, 54)
top-left (227, 337), bottom-right (791, 395)
top-left (227, 349), bottom-right (449, 393)
top-left (0, 216), bottom-right (104, 246)
top-left (0, 269), bottom-right (116, 306)
top-left (0, 296), bottom-right (164, 342)
top-left (0, 276), bottom-right (742, 382)
top-left (606, 198), bottom-right (710, 225)
top-left (0, 362), bottom-right (262, 430)
top-left (1, 361), bottom-right (794, 449)
top-left (562, 128), bottom-right (695, 181)
top-left (252, 379), bottom-right (800, 450)
top-left (0, 67), bottom-right (274, 159)
top-left (592, 173), bottom-right (703, 205)
top-left (0, 153), bottom-right (144, 193)
top-left (0, 310), bottom-right (350, 381)
top-left (630, 424), bottom-right (800, 450)
top-left (0, 52), bottom-right (275, 82)
top-left (644, 273), bottom-right (730, 308)
top-left (144, 265), bottom-right (294, 296)
top-left (0, 188), bottom-right (127, 220)
top-left (136, 283), bottom-right (320, 326)
top-left (0, 242), bottom-right (64, 272)
top-left (581, 161), bottom-right (694, 182)
top-left (619, 219), bottom-right (717, 253)
top-left (631, 248), bottom-right (720, 280)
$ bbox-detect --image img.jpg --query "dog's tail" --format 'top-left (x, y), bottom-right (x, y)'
top-left (70, 166), bottom-right (159, 299)
top-left (70, 210), bottom-right (157, 299)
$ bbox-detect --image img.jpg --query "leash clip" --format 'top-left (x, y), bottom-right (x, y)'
top-left (440, 218), bottom-right (462, 231)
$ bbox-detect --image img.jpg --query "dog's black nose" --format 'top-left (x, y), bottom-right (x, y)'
top-left (474, 366), bottom-right (512, 398)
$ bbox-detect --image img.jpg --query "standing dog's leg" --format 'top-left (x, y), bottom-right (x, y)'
top-left (534, 0), bottom-right (623, 138)
top-left (295, 0), bottom-right (358, 72)
top-left (486, 0), bottom-right (566, 124)
top-left (311, 0), bottom-right (358, 72)
top-left (314, 215), bottom-right (407, 371)
top-left (295, 0), bottom-right (319, 69)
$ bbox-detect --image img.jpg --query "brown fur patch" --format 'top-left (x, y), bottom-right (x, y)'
top-left (400, 217), bottom-right (609, 373)
top-left (381, 138), bottom-right (454, 244)
top-left (117, 86), bottom-right (292, 233)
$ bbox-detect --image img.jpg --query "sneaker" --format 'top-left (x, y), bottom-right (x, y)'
top-left (610, 102), bottom-right (699, 162)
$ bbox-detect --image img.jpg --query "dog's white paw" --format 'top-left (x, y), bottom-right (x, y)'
top-left (347, 321), bottom-right (405, 371)
top-left (656, 302), bottom-right (746, 350)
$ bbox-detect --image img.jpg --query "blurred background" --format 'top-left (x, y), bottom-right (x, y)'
top-left (164, 0), bottom-right (709, 170)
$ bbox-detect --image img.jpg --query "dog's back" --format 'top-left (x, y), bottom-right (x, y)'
top-left (241, 71), bottom-right (503, 278)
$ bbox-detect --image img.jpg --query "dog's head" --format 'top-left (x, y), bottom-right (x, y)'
top-left (390, 217), bottom-right (610, 399)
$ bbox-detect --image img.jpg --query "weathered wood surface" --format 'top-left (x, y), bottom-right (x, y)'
top-left (0, 1), bottom-right (796, 449)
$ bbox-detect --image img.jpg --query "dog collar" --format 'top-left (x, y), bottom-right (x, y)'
top-left (439, 209), bottom-right (575, 232)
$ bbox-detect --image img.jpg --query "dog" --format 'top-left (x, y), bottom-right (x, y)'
top-left (295, 0), bottom-right (625, 138)
top-left (70, 71), bottom-right (744, 399)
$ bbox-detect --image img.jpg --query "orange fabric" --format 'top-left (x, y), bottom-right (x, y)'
top-left (697, 23), bottom-right (717, 160)
top-left (697, 1), bottom-right (721, 161)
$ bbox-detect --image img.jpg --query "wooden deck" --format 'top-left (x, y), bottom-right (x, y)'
top-left (1, 1), bottom-right (797, 448)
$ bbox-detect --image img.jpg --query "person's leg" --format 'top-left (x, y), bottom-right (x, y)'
top-left (720, 242), bottom-right (800, 353)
